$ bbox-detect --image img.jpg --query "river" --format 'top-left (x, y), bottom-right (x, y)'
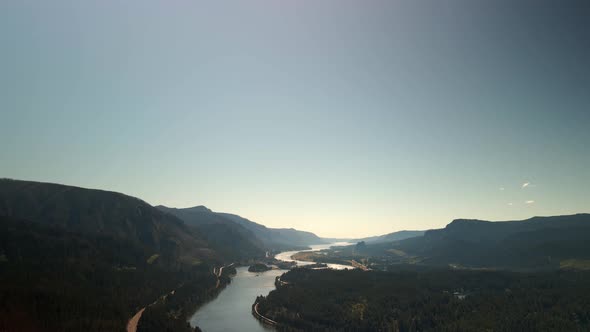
top-left (188, 242), bottom-right (352, 331)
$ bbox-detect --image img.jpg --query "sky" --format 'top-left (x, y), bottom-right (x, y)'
top-left (1, 1), bottom-right (589, 237)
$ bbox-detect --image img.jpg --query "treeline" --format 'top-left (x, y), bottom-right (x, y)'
top-left (257, 268), bottom-right (590, 331)
top-left (0, 216), bottom-right (219, 332)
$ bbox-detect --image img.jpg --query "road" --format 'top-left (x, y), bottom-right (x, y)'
top-left (125, 288), bottom-right (178, 332)
top-left (253, 302), bottom-right (278, 326)
top-left (126, 308), bottom-right (145, 332)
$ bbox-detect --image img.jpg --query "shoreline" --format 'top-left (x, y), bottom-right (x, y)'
top-left (251, 302), bottom-right (278, 327)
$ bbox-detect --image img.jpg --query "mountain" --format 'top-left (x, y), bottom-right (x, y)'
top-left (356, 230), bottom-right (425, 243)
top-left (156, 205), bottom-right (265, 260)
top-left (219, 212), bottom-right (327, 249)
top-left (0, 179), bottom-right (241, 332)
top-left (386, 214), bottom-right (590, 269)
top-left (0, 178), bottom-right (214, 265)
top-left (0, 214), bottom-right (216, 332)
top-left (157, 206), bottom-right (326, 251)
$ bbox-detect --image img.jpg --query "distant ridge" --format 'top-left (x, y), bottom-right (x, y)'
top-left (387, 213), bottom-right (590, 269)
top-left (356, 230), bottom-right (425, 243)
top-left (219, 212), bottom-right (327, 248)
top-left (163, 205), bottom-right (212, 213)
top-left (0, 178), bottom-right (215, 264)
top-left (158, 206), bottom-right (326, 251)
top-left (156, 205), bottom-right (266, 260)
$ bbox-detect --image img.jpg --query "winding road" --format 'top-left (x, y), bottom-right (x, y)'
top-left (126, 288), bottom-right (177, 332)
top-left (253, 302), bottom-right (278, 326)
top-left (126, 308), bottom-right (145, 332)
top-left (127, 263), bottom-right (234, 332)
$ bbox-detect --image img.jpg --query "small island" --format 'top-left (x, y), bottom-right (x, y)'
top-left (291, 250), bottom-right (353, 267)
top-left (275, 261), bottom-right (297, 270)
top-left (248, 263), bottom-right (272, 273)
top-left (303, 263), bottom-right (328, 269)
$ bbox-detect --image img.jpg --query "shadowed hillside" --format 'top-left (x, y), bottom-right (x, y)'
top-left (355, 230), bottom-right (425, 243)
top-left (218, 212), bottom-right (326, 249)
top-left (156, 205), bottom-right (265, 260)
top-left (0, 179), bottom-right (215, 265)
top-left (158, 205), bottom-right (326, 251)
top-left (385, 214), bottom-right (590, 269)
top-left (0, 179), bottom-right (260, 332)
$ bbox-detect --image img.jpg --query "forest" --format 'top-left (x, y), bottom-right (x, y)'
top-left (257, 267), bottom-right (590, 331)
top-left (0, 216), bottom-right (228, 332)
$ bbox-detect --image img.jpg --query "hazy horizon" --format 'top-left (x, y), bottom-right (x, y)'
top-left (5, 176), bottom-right (590, 239)
top-left (2, 1), bottom-right (589, 237)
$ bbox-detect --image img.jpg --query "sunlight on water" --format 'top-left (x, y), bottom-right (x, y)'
top-left (189, 243), bottom-right (353, 331)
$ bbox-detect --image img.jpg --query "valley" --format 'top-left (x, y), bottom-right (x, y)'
top-left (4, 2), bottom-right (589, 331)
top-left (1, 179), bottom-right (589, 332)
top-left (187, 242), bottom-right (351, 332)
top-left (0, 179), bottom-right (333, 332)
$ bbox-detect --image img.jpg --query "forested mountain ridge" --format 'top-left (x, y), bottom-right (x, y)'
top-left (0, 212), bottom-right (227, 332)
top-left (158, 205), bottom-right (326, 251)
top-left (314, 214), bottom-right (590, 271)
top-left (355, 230), bottom-right (425, 243)
top-left (433, 214), bottom-right (590, 241)
top-left (156, 205), bottom-right (266, 260)
top-left (384, 214), bottom-right (590, 269)
top-left (0, 179), bottom-right (221, 265)
top-left (0, 215), bottom-right (205, 332)
top-left (220, 212), bottom-right (326, 249)
top-left (0, 179), bottom-right (253, 331)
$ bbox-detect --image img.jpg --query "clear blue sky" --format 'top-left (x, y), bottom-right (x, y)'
top-left (1, 1), bottom-right (589, 237)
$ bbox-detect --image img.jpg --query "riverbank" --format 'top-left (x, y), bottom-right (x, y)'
top-left (252, 302), bottom-right (278, 326)
top-left (274, 242), bottom-right (355, 270)
top-left (188, 243), bottom-right (353, 332)
top-left (129, 264), bottom-right (235, 332)
top-left (188, 266), bottom-right (283, 331)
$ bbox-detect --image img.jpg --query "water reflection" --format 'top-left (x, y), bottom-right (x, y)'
top-left (189, 266), bottom-right (281, 332)
top-left (189, 242), bottom-right (353, 331)
top-left (274, 242), bottom-right (353, 270)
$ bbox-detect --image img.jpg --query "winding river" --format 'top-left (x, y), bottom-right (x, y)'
top-left (188, 242), bottom-right (351, 331)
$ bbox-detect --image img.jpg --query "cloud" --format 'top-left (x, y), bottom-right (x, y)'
top-left (508, 202), bottom-right (513, 206)
top-left (525, 200), bottom-right (535, 204)
top-left (499, 187), bottom-right (505, 191)
top-left (522, 182), bottom-right (530, 189)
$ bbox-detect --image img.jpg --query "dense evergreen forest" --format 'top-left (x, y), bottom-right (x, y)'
top-left (257, 268), bottom-right (590, 331)
top-left (0, 180), bottom-right (244, 332)
top-left (137, 265), bottom-right (237, 332)
top-left (2, 180), bottom-right (589, 331)
top-left (0, 216), bottom-right (229, 332)
top-left (294, 214), bottom-right (590, 271)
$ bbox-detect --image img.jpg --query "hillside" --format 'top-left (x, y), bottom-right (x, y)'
top-left (218, 212), bottom-right (326, 249)
top-left (157, 206), bottom-right (326, 251)
top-left (0, 179), bottom-right (257, 332)
top-left (156, 206), bottom-right (265, 260)
top-left (308, 214), bottom-right (590, 271)
top-left (386, 214), bottom-right (590, 269)
top-left (356, 230), bottom-right (425, 243)
top-left (0, 215), bottom-right (216, 332)
top-left (0, 179), bottom-right (216, 265)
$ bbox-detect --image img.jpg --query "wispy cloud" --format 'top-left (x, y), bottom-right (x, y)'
top-left (522, 182), bottom-right (530, 189)
top-left (525, 200), bottom-right (535, 204)
top-left (508, 202), bottom-right (513, 206)
top-left (499, 187), bottom-right (505, 191)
